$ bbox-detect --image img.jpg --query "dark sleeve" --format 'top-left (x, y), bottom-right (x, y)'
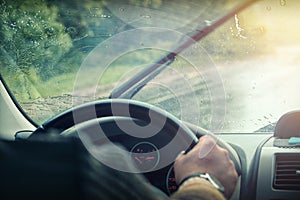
top-left (170, 182), bottom-right (226, 200)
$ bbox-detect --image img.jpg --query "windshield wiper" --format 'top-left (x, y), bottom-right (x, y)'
top-left (109, 0), bottom-right (259, 99)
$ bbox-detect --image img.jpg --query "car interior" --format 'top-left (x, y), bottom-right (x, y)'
top-left (0, 0), bottom-right (300, 199)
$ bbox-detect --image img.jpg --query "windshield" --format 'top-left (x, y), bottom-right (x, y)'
top-left (1, 0), bottom-right (300, 133)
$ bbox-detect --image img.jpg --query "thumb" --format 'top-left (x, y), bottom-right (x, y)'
top-left (175, 150), bottom-right (186, 161)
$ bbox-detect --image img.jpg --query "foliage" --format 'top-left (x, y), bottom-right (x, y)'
top-left (0, 0), bottom-right (72, 82)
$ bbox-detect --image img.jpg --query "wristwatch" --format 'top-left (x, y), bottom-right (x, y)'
top-left (179, 173), bottom-right (225, 194)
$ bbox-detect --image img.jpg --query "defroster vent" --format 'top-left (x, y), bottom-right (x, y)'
top-left (273, 153), bottom-right (300, 190)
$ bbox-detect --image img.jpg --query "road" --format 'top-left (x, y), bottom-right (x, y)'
top-left (216, 45), bottom-right (300, 132)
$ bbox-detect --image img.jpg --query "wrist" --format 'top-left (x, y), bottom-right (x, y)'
top-left (178, 173), bottom-right (225, 194)
top-left (179, 176), bottom-right (213, 190)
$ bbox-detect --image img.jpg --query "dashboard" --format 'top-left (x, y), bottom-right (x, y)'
top-left (220, 134), bottom-right (300, 200)
top-left (254, 137), bottom-right (300, 200)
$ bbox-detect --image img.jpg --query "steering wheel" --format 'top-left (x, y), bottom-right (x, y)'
top-left (30, 99), bottom-right (241, 195)
top-left (30, 99), bottom-right (199, 194)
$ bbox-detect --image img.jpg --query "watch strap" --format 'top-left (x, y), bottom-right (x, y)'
top-left (178, 173), bottom-right (225, 194)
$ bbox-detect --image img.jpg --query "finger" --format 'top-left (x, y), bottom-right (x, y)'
top-left (175, 150), bottom-right (185, 161)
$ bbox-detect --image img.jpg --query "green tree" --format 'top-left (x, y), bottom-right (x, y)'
top-left (0, 0), bottom-right (72, 81)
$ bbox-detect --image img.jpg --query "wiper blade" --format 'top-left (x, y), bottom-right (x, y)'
top-left (109, 0), bottom-right (259, 99)
top-left (117, 56), bottom-right (176, 99)
top-left (109, 51), bottom-right (176, 99)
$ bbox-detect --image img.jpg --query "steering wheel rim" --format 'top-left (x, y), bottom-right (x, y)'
top-left (30, 99), bottom-right (198, 167)
top-left (29, 99), bottom-right (200, 193)
top-left (30, 99), bottom-right (241, 194)
top-left (30, 99), bottom-right (241, 172)
top-left (31, 99), bottom-right (197, 141)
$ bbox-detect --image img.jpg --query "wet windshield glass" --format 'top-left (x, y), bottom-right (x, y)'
top-left (1, 0), bottom-right (300, 133)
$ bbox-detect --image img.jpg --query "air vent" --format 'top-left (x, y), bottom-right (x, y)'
top-left (273, 153), bottom-right (300, 190)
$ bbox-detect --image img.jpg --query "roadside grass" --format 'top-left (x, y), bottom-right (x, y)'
top-left (33, 65), bottom-right (135, 99)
